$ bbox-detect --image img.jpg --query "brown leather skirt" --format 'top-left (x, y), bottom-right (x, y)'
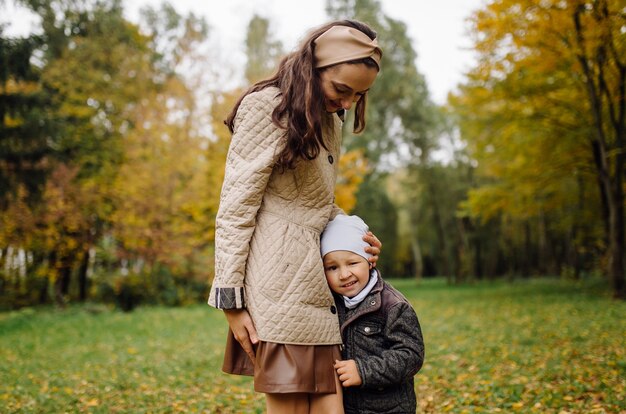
top-left (222, 329), bottom-right (341, 394)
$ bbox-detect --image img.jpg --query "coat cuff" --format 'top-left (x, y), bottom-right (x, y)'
top-left (211, 287), bottom-right (246, 310)
top-left (356, 359), bottom-right (369, 387)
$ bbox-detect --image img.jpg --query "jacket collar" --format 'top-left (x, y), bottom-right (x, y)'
top-left (338, 270), bottom-right (384, 335)
top-left (336, 109), bottom-right (346, 122)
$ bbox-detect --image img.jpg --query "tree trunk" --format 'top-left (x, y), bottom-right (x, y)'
top-left (54, 254), bottom-right (72, 307)
top-left (595, 162), bottom-right (626, 298)
top-left (39, 274), bottom-right (49, 304)
top-left (537, 212), bottom-right (552, 275)
top-left (432, 202), bottom-right (451, 281)
top-left (474, 238), bottom-right (483, 280)
top-left (591, 139), bottom-right (611, 243)
top-left (605, 176), bottom-right (625, 298)
top-left (573, 3), bottom-right (625, 298)
top-left (456, 216), bottom-right (473, 282)
top-left (410, 235), bottom-right (423, 281)
top-left (570, 172), bottom-right (585, 279)
top-left (78, 248), bottom-right (90, 302)
top-left (523, 222), bottom-right (532, 277)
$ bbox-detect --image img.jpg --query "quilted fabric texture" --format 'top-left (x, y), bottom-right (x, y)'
top-left (208, 86), bottom-right (345, 345)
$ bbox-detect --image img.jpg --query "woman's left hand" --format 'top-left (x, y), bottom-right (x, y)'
top-left (363, 231), bottom-right (382, 267)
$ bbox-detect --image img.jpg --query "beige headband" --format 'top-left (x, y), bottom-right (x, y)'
top-left (314, 25), bottom-right (382, 69)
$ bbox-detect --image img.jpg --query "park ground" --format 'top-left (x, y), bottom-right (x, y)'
top-left (1, 277), bottom-right (625, 413)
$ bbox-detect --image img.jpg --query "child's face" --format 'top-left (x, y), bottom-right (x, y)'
top-left (323, 250), bottom-right (371, 298)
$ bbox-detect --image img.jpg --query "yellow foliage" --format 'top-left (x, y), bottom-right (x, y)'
top-left (1, 79), bottom-right (42, 128)
top-left (335, 149), bottom-right (368, 212)
top-left (0, 78), bottom-right (40, 95)
top-left (206, 90), bottom-right (241, 222)
top-left (450, 0), bottom-right (620, 227)
top-left (110, 76), bottom-right (220, 278)
top-left (0, 186), bottom-right (36, 247)
top-left (39, 164), bottom-right (96, 257)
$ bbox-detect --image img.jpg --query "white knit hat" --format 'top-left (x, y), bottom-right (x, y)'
top-left (320, 215), bottom-right (372, 261)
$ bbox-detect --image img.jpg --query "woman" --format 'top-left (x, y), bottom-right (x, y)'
top-left (209, 20), bottom-right (383, 414)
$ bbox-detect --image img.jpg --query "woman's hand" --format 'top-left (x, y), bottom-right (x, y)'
top-left (363, 231), bottom-right (382, 267)
top-left (224, 309), bottom-right (259, 363)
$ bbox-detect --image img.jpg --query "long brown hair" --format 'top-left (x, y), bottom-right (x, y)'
top-left (225, 19), bottom-right (379, 170)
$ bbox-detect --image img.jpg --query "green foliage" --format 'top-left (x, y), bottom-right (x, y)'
top-left (352, 173), bottom-right (401, 276)
top-left (327, 0), bottom-right (438, 166)
top-left (244, 14), bottom-right (283, 84)
top-left (397, 161), bottom-right (480, 280)
top-left (140, 2), bottom-right (209, 74)
top-left (0, 278), bottom-right (623, 413)
top-left (92, 270), bottom-right (208, 312)
top-left (0, 30), bottom-right (54, 203)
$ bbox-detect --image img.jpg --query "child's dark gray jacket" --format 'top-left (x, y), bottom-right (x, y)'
top-left (335, 272), bottom-right (425, 414)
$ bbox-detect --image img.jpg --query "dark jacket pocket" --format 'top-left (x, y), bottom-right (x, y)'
top-left (357, 324), bottom-right (382, 336)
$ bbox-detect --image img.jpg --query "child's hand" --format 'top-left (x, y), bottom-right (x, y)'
top-left (334, 359), bottom-right (362, 387)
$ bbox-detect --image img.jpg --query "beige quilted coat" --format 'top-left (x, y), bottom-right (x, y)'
top-left (208, 86), bottom-right (345, 345)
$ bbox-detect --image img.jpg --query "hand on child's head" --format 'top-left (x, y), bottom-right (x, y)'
top-left (363, 231), bottom-right (381, 266)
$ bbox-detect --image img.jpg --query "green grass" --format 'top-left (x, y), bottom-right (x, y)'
top-left (1, 277), bottom-right (625, 413)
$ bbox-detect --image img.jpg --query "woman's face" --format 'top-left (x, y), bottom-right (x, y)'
top-left (319, 63), bottom-right (379, 113)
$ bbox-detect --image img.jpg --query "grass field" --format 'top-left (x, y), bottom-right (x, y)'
top-left (1, 277), bottom-right (625, 413)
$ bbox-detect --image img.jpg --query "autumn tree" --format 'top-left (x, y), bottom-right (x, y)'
top-left (451, 0), bottom-right (624, 296)
top-left (107, 4), bottom-right (215, 305)
top-left (0, 0), bottom-right (211, 307)
top-left (35, 0), bottom-right (161, 304)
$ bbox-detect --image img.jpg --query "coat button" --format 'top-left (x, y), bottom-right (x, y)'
top-left (328, 155), bottom-right (334, 164)
top-left (370, 300), bottom-right (376, 306)
top-left (364, 327), bottom-right (371, 333)
top-left (330, 305), bottom-right (337, 314)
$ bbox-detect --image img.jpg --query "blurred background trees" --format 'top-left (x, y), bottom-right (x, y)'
top-left (450, 0), bottom-right (625, 297)
top-left (1, 0), bottom-right (623, 310)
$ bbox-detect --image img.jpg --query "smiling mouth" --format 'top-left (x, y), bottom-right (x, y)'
top-left (328, 100), bottom-right (341, 111)
top-left (342, 281), bottom-right (357, 288)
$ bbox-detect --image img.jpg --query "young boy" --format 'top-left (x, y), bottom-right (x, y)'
top-left (321, 215), bottom-right (425, 414)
